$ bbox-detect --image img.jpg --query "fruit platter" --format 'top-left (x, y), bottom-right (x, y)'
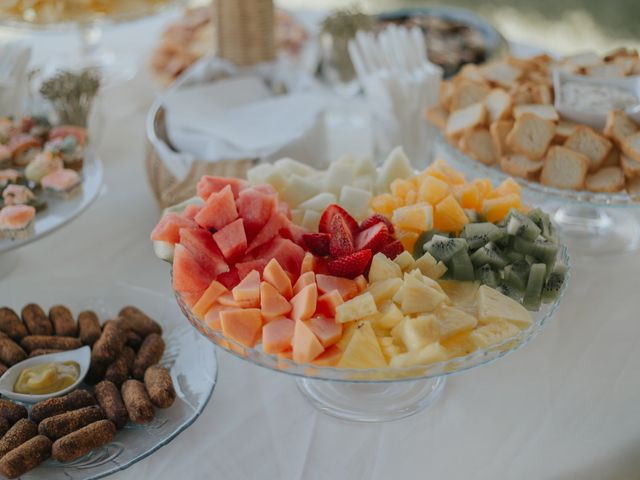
top-left (0, 117), bottom-right (103, 255)
top-left (152, 148), bottom-right (569, 421)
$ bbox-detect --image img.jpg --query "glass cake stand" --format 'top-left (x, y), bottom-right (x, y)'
top-left (435, 132), bottom-right (640, 256)
top-left (174, 245), bottom-right (569, 423)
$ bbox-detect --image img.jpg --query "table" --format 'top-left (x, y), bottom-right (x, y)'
top-left (1, 8), bottom-right (640, 480)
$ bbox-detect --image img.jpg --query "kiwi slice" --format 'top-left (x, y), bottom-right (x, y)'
top-left (413, 230), bottom-right (449, 258)
top-left (496, 282), bottom-right (522, 300)
top-left (464, 209), bottom-right (482, 223)
top-left (505, 250), bottom-right (525, 263)
top-left (425, 235), bottom-right (467, 263)
top-left (460, 222), bottom-right (505, 250)
top-left (503, 260), bottom-right (530, 291)
top-left (512, 237), bottom-right (558, 265)
top-left (447, 250), bottom-right (475, 281)
top-left (523, 263), bottom-right (546, 311)
top-left (475, 264), bottom-right (499, 287)
top-left (542, 269), bottom-right (566, 303)
top-left (506, 209), bottom-right (541, 241)
top-left (527, 208), bottom-right (558, 243)
top-left (470, 242), bottom-right (509, 269)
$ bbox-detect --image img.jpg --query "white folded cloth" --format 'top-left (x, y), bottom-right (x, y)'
top-left (0, 41), bottom-right (32, 117)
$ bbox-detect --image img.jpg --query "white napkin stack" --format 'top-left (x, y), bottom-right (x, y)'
top-left (348, 26), bottom-right (442, 164)
top-left (0, 41), bottom-right (32, 117)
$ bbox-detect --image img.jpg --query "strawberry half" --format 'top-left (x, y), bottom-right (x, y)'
top-left (355, 222), bottom-right (388, 253)
top-left (319, 204), bottom-right (359, 235)
top-left (329, 215), bottom-right (355, 258)
top-left (303, 232), bottom-right (331, 256)
top-left (327, 249), bottom-right (373, 278)
top-left (359, 214), bottom-right (394, 234)
top-left (380, 239), bottom-right (404, 260)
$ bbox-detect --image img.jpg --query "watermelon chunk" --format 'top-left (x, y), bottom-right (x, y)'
top-left (255, 237), bottom-right (305, 276)
top-left (316, 274), bottom-right (359, 301)
top-left (195, 185), bottom-right (238, 230)
top-left (217, 269), bottom-right (240, 290)
top-left (183, 204), bottom-right (202, 220)
top-left (247, 211), bottom-right (288, 252)
top-left (277, 201), bottom-right (292, 220)
top-left (197, 176), bottom-right (248, 200)
top-left (173, 245), bottom-right (216, 293)
top-left (151, 213), bottom-right (197, 244)
top-left (280, 219), bottom-right (308, 247)
top-left (236, 188), bottom-right (277, 240)
top-left (213, 218), bottom-right (247, 261)
top-left (179, 228), bottom-right (229, 277)
top-left (236, 259), bottom-right (267, 280)
top-left (253, 183), bottom-right (278, 195)
top-left (315, 290), bottom-right (344, 317)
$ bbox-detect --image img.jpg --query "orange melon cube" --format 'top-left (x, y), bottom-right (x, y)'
top-left (494, 178), bottom-right (522, 197)
top-left (390, 178), bottom-right (415, 199)
top-left (354, 275), bottom-right (367, 292)
top-left (315, 290), bottom-right (344, 317)
top-left (428, 159), bottom-right (466, 185)
top-left (290, 283), bottom-right (318, 321)
top-left (472, 178), bottom-right (493, 198)
top-left (262, 317), bottom-right (295, 354)
top-left (260, 281), bottom-right (292, 320)
top-left (300, 252), bottom-right (316, 274)
top-left (307, 316), bottom-right (343, 347)
top-left (204, 305), bottom-right (235, 331)
top-left (483, 193), bottom-right (522, 223)
top-left (181, 291), bottom-right (202, 308)
top-left (192, 281), bottom-right (228, 320)
top-left (418, 175), bottom-right (449, 205)
top-left (433, 195), bottom-right (469, 233)
top-left (292, 320), bottom-right (324, 363)
top-left (370, 194), bottom-right (401, 216)
top-left (396, 230), bottom-right (419, 252)
top-left (232, 269), bottom-right (260, 304)
top-left (312, 345), bottom-right (342, 366)
top-left (220, 308), bottom-right (263, 347)
top-left (293, 271), bottom-right (315, 295)
top-left (218, 292), bottom-right (258, 308)
top-left (316, 274), bottom-right (358, 301)
top-left (459, 184), bottom-right (482, 211)
top-left (404, 190), bottom-right (417, 205)
top-left (263, 259), bottom-right (293, 299)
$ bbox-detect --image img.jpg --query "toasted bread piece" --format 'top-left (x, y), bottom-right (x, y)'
top-left (564, 126), bottom-right (613, 172)
top-left (534, 84), bottom-right (553, 104)
top-left (485, 89), bottom-right (513, 123)
top-left (526, 70), bottom-right (553, 87)
top-left (604, 47), bottom-right (638, 61)
top-left (626, 176), bottom-right (640, 199)
top-left (604, 110), bottom-right (638, 146)
top-left (584, 63), bottom-right (626, 78)
top-left (445, 103), bottom-right (487, 139)
top-left (461, 128), bottom-right (498, 165)
top-left (621, 154), bottom-right (640, 179)
top-left (585, 166), bottom-right (626, 192)
top-left (562, 51), bottom-right (601, 69)
top-left (621, 132), bottom-right (640, 163)
top-left (509, 82), bottom-right (538, 105)
top-left (425, 105), bottom-right (448, 129)
top-left (500, 154), bottom-right (544, 179)
top-left (540, 146), bottom-right (589, 190)
top-left (457, 64), bottom-right (487, 84)
top-left (479, 62), bottom-right (523, 88)
top-left (449, 80), bottom-right (491, 112)
top-left (490, 120), bottom-right (513, 158)
top-left (513, 104), bottom-right (559, 122)
top-left (439, 81), bottom-right (454, 110)
top-left (506, 113), bottom-right (556, 160)
top-left (602, 147), bottom-right (620, 167)
top-left (554, 120), bottom-right (579, 143)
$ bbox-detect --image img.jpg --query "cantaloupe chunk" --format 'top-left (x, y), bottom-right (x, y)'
top-left (472, 178), bottom-right (493, 198)
top-left (458, 184), bottom-right (482, 210)
top-left (433, 195), bottom-right (469, 233)
top-left (220, 308), bottom-right (263, 347)
top-left (307, 316), bottom-right (343, 347)
top-left (418, 176), bottom-right (449, 204)
top-left (312, 345), bottom-right (342, 366)
top-left (263, 259), bottom-right (293, 299)
top-left (396, 230), bottom-right (419, 252)
top-left (292, 320), bottom-right (325, 363)
top-left (493, 178), bottom-right (521, 197)
top-left (260, 281), bottom-right (292, 320)
top-left (218, 292), bottom-right (258, 308)
top-left (316, 274), bottom-right (358, 301)
top-left (293, 271), bottom-right (316, 295)
top-left (290, 283), bottom-right (318, 321)
top-left (204, 305), bottom-right (235, 331)
top-left (482, 193), bottom-right (521, 223)
top-left (232, 269), bottom-right (261, 305)
top-left (192, 281), bottom-right (227, 320)
top-left (315, 290), bottom-right (344, 317)
top-left (300, 252), bottom-right (316, 274)
top-left (262, 317), bottom-right (295, 354)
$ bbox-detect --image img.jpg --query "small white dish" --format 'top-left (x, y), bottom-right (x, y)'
top-left (553, 68), bottom-right (640, 130)
top-left (0, 346), bottom-right (90, 403)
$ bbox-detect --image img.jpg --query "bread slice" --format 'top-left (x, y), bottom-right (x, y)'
top-left (500, 154), bottom-right (544, 179)
top-left (425, 105), bottom-right (448, 129)
top-left (506, 113), bottom-right (556, 160)
top-left (585, 166), bottom-right (626, 192)
top-left (445, 103), bottom-right (487, 139)
top-left (457, 64), bottom-right (486, 84)
top-left (513, 104), bottom-right (559, 122)
top-left (554, 120), bottom-right (579, 143)
top-left (461, 128), bottom-right (498, 165)
top-left (479, 62), bottom-right (522, 88)
top-left (602, 147), bottom-right (620, 167)
top-left (563, 126), bottom-right (613, 172)
top-left (490, 120), bottom-right (513, 158)
top-left (584, 63), bottom-right (626, 78)
top-left (439, 81), bottom-right (454, 110)
top-left (534, 84), bottom-right (553, 104)
top-left (509, 82), bottom-right (538, 105)
top-left (621, 154), bottom-right (640, 179)
top-left (626, 176), bottom-right (640, 199)
top-left (448, 80), bottom-right (491, 112)
top-left (484, 89), bottom-right (513, 123)
top-left (540, 146), bottom-right (590, 190)
top-left (604, 110), bottom-right (638, 146)
top-left (621, 132), bottom-right (640, 162)
top-left (562, 51), bottom-right (602, 69)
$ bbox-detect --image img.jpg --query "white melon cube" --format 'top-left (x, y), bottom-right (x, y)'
top-left (376, 146), bottom-right (414, 193)
top-left (339, 186), bottom-right (372, 220)
top-left (291, 209), bottom-right (305, 225)
top-left (298, 192), bottom-right (338, 212)
top-left (336, 154), bottom-right (358, 165)
top-left (351, 175), bottom-right (375, 192)
top-left (325, 161), bottom-right (356, 195)
top-left (302, 209), bottom-right (321, 231)
top-left (274, 157), bottom-right (317, 177)
top-left (247, 164), bottom-right (288, 191)
top-left (279, 174), bottom-right (321, 207)
top-left (355, 156), bottom-right (377, 177)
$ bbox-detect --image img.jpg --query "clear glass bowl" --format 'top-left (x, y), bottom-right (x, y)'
top-left (174, 245), bottom-right (569, 422)
top-left (3, 282), bottom-right (218, 479)
top-left (435, 131), bottom-right (640, 256)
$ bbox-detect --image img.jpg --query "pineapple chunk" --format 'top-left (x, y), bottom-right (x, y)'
top-left (477, 285), bottom-right (532, 328)
top-left (441, 331), bottom-right (477, 357)
top-left (400, 274), bottom-right (447, 314)
top-left (335, 292), bottom-right (378, 323)
top-left (389, 342), bottom-right (449, 368)
top-left (391, 314), bottom-right (440, 351)
top-left (415, 252), bottom-right (448, 279)
top-left (339, 186), bottom-right (373, 220)
top-left (380, 336), bottom-right (406, 361)
top-left (435, 305), bottom-right (478, 340)
top-left (298, 192), bottom-right (338, 212)
top-left (364, 277), bottom-right (403, 306)
top-left (406, 269), bottom-right (446, 295)
top-left (392, 286), bottom-right (404, 304)
top-left (371, 301), bottom-right (404, 330)
top-left (336, 321), bottom-right (358, 351)
top-left (393, 251), bottom-right (416, 271)
top-left (368, 253), bottom-right (402, 283)
top-left (469, 319), bottom-right (520, 349)
top-left (376, 146), bottom-right (414, 193)
top-left (337, 321), bottom-right (387, 369)
top-left (439, 280), bottom-right (480, 310)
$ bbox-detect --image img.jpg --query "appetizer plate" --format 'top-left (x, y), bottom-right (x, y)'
top-left (2, 281), bottom-right (217, 480)
top-left (174, 245), bottom-right (568, 422)
top-left (0, 150), bottom-right (103, 255)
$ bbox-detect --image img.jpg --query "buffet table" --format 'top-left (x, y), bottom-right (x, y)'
top-left (1, 9), bottom-right (640, 480)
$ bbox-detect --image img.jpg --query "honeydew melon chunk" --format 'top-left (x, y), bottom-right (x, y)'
top-left (324, 162), bottom-right (356, 195)
top-left (274, 157), bottom-right (317, 177)
top-left (298, 192), bottom-right (338, 212)
top-left (354, 156), bottom-right (377, 177)
top-left (389, 342), bottom-right (449, 368)
top-left (351, 175), bottom-right (375, 192)
top-left (339, 186), bottom-right (373, 221)
top-left (302, 209), bottom-right (321, 231)
top-left (279, 174), bottom-right (321, 207)
top-left (391, 314), bottom-right (440, 351)
top-left (376, 146), bottom-right (414, 194)
top-left (291, 209), bottom-right (305, 225)
top-left (336, 154), bottom-right (358, 165)
top-left (246, 163), bottom-right (274, 184)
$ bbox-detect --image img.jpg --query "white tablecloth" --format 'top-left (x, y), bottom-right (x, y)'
top-left (1, 11), bottom-right (640, 480)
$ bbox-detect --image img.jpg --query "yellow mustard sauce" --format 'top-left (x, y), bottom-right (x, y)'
top-left (14, 361), bottom-right (80, 395)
